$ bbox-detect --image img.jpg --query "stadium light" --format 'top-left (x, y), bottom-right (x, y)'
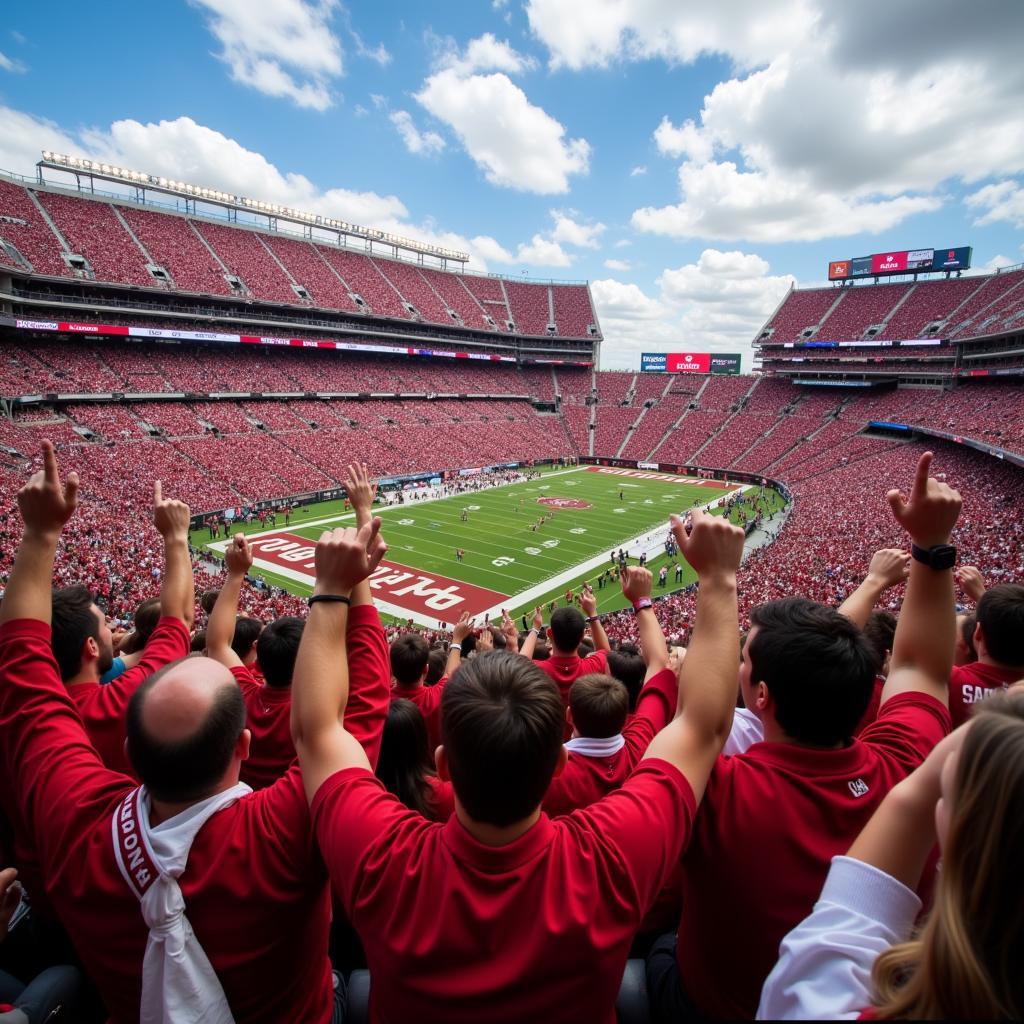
top-left (37, 150), bottom-right (470, 262)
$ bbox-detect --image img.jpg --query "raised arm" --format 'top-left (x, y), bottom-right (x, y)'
top-left (838, 548), bottom-right (910, 629)
top-left (153, 480), bottom-right (195, 628)
top-left (343, 461), bottom-right (377, 609)
top-left (579, 584), bottom-right (610, 652)
top-left (620, 566), bottom-right (669, 679)
top-left (954, 565), bottom-right (986, 604)
top-left (881, 451), bottom-right (962, 707)
top-left (291, 520), bottom-right (387, 802)
top-left (445, 611), bottom-right (473, 676)
top-left (643, 510), bottom-right (745, 800)
top-left (205, 533), bottom-right (251, 669)
top-left (520, 606), bottom-right (543, 660)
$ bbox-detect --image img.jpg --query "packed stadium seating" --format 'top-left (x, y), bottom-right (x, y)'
top-left (505, 280), bottom-right (553, 336)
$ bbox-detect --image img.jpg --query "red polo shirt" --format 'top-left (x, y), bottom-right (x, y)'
top-left (543, 667), bottom-right (677, 816)
top-left (676, 690), bottom-right (950, 1020)
top-left (313, 759), bottom-right (695, 1023)
top-left (67, 616), bottom-right (191, 776)
top-left (948, 661), bottom-right (1022, 727)
top-left (0, 609), bottom-right (390, 1024)
top-left (535, 649), bottom-right (609, 704)
top-left (393, 676), bottom-right (447, 752)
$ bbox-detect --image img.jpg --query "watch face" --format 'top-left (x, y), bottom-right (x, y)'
top-left (932, 545), bottom-right (957, 570)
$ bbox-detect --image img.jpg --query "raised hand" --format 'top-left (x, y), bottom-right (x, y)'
top-left (579, 583), bottom-right (597, 616)
top-left (477, 626), bottom-right (494, 652)
top-left (314, 518), bottom-right (387, 595)
top-left (671, 509), bottom-right (744, 583)
top-left (453, 610), bottom-right (474, 644)
top-left (955, 565), bottom-right (986, 602)
top-left (866, 548), bottom-right (912, 590)
top-left (500, 608), bottom-right (518, 645)
top-left (18, 440), bottom-right (79, 538)
top-left (886, 451), bottom-right (962, 548)
top-left (532, 606), bottom-right (544, 630)
top-left (620, 565), bottom-right (653, 603)
top-left (343, 462), bottom-right (377, 522)
top-left (225, 533), bottom-right (254, 576)
top-left (153, 480), bottom-right (191, 541)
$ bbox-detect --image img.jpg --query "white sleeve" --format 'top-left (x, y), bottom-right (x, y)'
top-left (757, 856), bottom-right (922, 1021)
top-left (723, 707), bottom-right (764, 755)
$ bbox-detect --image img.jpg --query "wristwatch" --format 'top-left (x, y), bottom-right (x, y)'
top-left (910, 543), bottom-right (957, 570)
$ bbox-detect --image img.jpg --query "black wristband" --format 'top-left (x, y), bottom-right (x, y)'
top-left (308, 594), bottom-right (351, 607)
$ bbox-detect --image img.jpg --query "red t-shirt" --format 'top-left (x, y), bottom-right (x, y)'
top-left (535, 649), bottom-right (609, 704)
top-left (0, 613), bottom-right (390, 1024)
top-left (393, 676), bottom-right (447, 752)
top-left (312, 759), bottom-right (695, 1024)
top-left (426, 774), bottom-right (455, 821)
top-left (676, 691), bottom-right (950, 1020)
top-left (948, 661), bottom-right (1022, 728)
top-left (67, 616), bottom-right (191, 776)
top-left (543, 667), bottom-right (677, 816)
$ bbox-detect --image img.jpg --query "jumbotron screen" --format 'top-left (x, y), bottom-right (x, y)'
top-left (640, 352), bottom-right (741, 374)
top-left (828, 246), bottom-right (971, 281)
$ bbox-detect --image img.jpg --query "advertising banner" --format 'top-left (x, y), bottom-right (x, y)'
top-left (931, 246), bottom-right (972, 271)
top-left (640, 352), bottom-right (668, 372)
top-left (828, 260), bottom-right (850, 280)
top-left (906, 248), bottom-right (934, 271)
top-left (850, 256), bottom-right (873, 277)
top-left (871, 251), bottom-right (908, 274)
top-left (667, 352), bottom-right (711, 373)
top-left (709, 353), bottom-right (742, 374)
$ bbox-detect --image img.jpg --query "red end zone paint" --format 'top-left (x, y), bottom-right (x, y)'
top-left (585, 466), bottom-right (743, 489)
top-left (537, 497), bottom-right (592, 509)
top-left (247, 533), bottom-right (509, 617)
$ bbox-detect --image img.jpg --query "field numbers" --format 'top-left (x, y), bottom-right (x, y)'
top-left (467, 505), bottom-right (481, 511)
top-left (398, 518), bottom-right (415, 525)
top-left (570, 527), bottom-right (587, 534)
top-left (524, 546), bottom-right (542, 555)
top-left (541, 539), bottom-right (559, 549)
top-left (613, 508), bottom-right (627, 514)
top-left (492, 556), bottom-right (516, 567)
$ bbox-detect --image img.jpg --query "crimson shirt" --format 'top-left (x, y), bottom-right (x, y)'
top-left (313, 760), bottom-right (695, 1024)
top-left (535, 649), bottom-right (609, 704)
top-left (67, 616), bottom-right (191, 776)
top-left (543, 667), bottom-right (677, 816)
top-left (0, 605), bottom-right (390, 1024)
top-left (948, 661), bottom-right (1022, 728)
top-left (393, 676), bottom-right (447, 751)
top-left (676, 691), bottom-right (950, 1020)
top-left (230, 665), bottom-right (295, 790)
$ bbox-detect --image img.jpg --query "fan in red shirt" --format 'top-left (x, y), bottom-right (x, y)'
top-left (645, 451), bottom-right (959, 1022)
top-left (0, 442), bottom-right (390, 1024)
top-left (291, 507), bottom-right (748, 1024)
top-left (528, 584), bottom-right (610, 706)
top-left (947, 574), bottom-right (1024, 727)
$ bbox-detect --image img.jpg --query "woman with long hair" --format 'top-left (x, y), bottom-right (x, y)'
top-left (759, 687), bottom-right (1024, 1019)
top-left (375, 698), bottom-right (453, 821)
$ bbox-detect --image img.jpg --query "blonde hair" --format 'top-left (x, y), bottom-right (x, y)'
top-left (872, 691), bottom-right (1024, 1019)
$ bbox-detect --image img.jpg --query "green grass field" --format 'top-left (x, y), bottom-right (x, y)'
top-left (193, 466), bottom-right (785, 625)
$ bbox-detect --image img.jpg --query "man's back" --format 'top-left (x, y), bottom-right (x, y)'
top-left (313, 759), bottom-right (694, 1024)
top-left (676, 691), bottom-right (950, 1019)
top-left (949, 660), bottom-right (1021, 727)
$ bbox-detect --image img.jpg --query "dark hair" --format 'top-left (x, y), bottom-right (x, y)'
top-left (376, 699), bottom-right (436, 818)
top-left (230, 617), bottom-right (263, 661)
top-left (976, 585), bottom-right (1024, 667)
top-left (569, 674), bottom-right (628, 738)
top-left (426, 648), bottom-right (447, 686)
top-left (862, 610), bottom-right (897, 676)
top-left (606, 650), bottom-right (646, 711)
top-left (190, 630), bottom-right (207, 653)
top-left (256, 616), bottom-right (304, 688)
top-left (959, 613), bottom-right (978, 661)
top-left (391, 633), bottom-right (429, 686)
top-left (488, 626), bottom-right (507, 651)
top-left (121, 597), bottom-right (162, 655)
top-left (441, 651), bottom-right (564, 827)
top-left (200, 590), bottom-right (220, 615)
top-left (748, 598), bottom-right (876, 747)
top-left (550, 606), bottom-right (586, 653)
top-left (51, 585), bottom-right (104, 682)
top-left (126, 660), bottom-right (247, 803)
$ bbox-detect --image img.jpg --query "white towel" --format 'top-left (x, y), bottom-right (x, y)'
top-left (564, 734), bottom-right (626, 758)
top-left (112, 783), bottom-right (252, 1024)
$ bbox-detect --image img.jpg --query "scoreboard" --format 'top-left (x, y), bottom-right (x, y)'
top-left (640, 352), bottom-right (742, 374)
top-left (828, 246), bottom-right (971, 281)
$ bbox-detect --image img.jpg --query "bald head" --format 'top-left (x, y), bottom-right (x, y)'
top-left (127, 656), bottom-right (247, 804)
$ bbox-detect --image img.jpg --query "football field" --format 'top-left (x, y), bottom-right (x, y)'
top-left (198, 466), bottom-right (782, 626)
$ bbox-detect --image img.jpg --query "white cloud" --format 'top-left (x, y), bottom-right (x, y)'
top-left (632, 159), bottom-right (942, 243)
top-left (603, 258), bottom-right (631, 271)
top-left (0, 105), bottom-right (510, 272)
top-left (613, 239), bottom-right (632, 248)
top-left (348, 28), bottom-right (391, 67)
top-left (471, 235), bottom-right (515, 263)
top-left (550, 209), bottom-right (605, 248)
top-left (629, 165), bottom-right (647, 177)
top-left (592, 248), bottom-right (794, 369)
top-left (415, 36), bottom-right (588, 194)
top-left (0, 51), bottom-right (27, 74)
top-left (189, 0), bottom-right (343, 110)
top-left (653, 116), bottom-right (712, 163)
top-left (516, 235), bottom-right (573, 266)
top-left (389, 110), bottom-right (446, 156)
top-left (965, 180), bottom-right (1024, 229)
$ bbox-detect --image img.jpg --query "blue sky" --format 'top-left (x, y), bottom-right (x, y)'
top-left (1, 0), bottom-right (1022, 369)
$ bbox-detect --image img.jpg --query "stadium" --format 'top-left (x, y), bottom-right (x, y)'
top-left (1, 3), bottom-right (1024, 1021)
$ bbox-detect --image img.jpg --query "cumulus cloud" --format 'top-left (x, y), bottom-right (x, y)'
top-left (389, 110), bottom-right (446, 156)
top-left (550, 210), bottom-right (605, 248)
top-left (0, 105), bottom-right (513, 271)
top-left (629, 165), bottom-right (647, 177)
top-left (516, 234), bottom-right (573, 266)
top-left (0, 51), bottom-right (27, 74)
top-left (592, 248), bottom-right (794, 369)
top-left (603, 258), bottom-right (631, 271)
top-left (415, 35), bottom-right (589, 194)
top-left (965, 180), bottom-right (1024, 229)
top-left (189, 0), bottom-right (344, 110)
